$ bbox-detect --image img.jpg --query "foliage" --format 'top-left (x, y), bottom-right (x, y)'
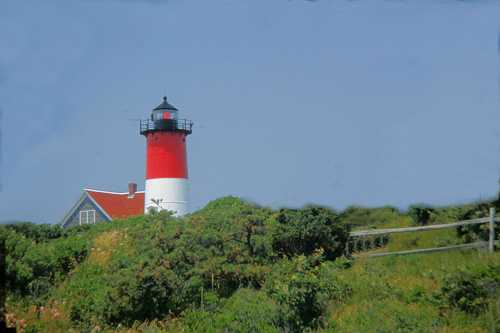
top-left (2, 223), bottom-right (90, 303)
top-left (436, 262), bottom-right (500, 313)
top-left (6, 222), bottom-right (65, 243)
top-left (408, 205), bottom-right (433, 226)
top-left (182, 289), bottom-right (281, 332)
top-left (3, 300), bottom-right (72, 333)
top-left (428, 204), bottom-right (491, 225)
top-left (2, 196), bottom-right (499, 332)
top-left (51, 199), bottom-right (278, 330)
top-left (423, 203), bottom-right (499, 243)
top-left (339, 205), bottom-right (401, 229)
top-left (263, 254), bottom-right (352, 331)
top-left (328, 251), bottom-right (500, 332)
top-left (186, 196), bottom-right (274, 296)
top-left (270, 205), bottom-right (349, 261)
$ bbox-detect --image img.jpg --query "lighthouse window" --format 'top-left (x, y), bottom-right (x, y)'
top-left (156, 137), bottom-right (159, 141)
top-left (80, 210), bottom-right (95, 225)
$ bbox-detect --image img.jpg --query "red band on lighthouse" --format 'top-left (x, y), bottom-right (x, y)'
top-left (145, 131), bottom-right (188, 179)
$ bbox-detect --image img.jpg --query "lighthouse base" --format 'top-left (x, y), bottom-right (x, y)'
top-left (145, 178), bottom-right (190, 217)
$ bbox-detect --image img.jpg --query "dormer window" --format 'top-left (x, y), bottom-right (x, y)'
top-left (80, 210), bottom-right (95, 224)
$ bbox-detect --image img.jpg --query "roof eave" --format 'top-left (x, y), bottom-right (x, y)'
top-left (58, 190), bottom-right (114, 228)
top-left (58, 192), bottom-right (88, 228)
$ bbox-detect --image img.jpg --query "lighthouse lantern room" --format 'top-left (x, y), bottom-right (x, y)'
top-left (140, 96), bottom-right (193, 216)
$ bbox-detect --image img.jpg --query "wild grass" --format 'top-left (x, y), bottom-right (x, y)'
top-left (335, 209), bottom-right (499, 332)
top-left (325, 249), bottom-right (500, 332)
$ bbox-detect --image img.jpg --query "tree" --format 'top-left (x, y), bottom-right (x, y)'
top-left (408, 205), bottom-right (433, 226)
top-left (270, 206), bottom-right (349, 261)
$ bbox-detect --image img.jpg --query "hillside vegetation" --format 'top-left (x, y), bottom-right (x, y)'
top-left (1, 196), bottom-right (499, 332)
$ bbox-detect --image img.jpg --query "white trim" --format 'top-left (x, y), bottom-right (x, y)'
top-left (84, 189), bottom-right (145, 195)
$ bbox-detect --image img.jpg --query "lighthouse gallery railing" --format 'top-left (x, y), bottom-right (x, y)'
top-left (140, 119), bottom-right (193, 134)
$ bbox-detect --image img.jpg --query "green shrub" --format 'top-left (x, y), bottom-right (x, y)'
top-left (262, 255), bottom-right (352, 331)
top-left (339, 206), bottom-right (400, 229)
top-left (4, 197), bottom-right (499, 332)
top-left (270, 206), bottom-right (349, 261)
top-left (182, 289), bottom-right (281, 332)
top-left (429, 204), bottom-right (489, 225)
top-left (7, 222), bottom-right (65, 243)
top-left (408, 206), bottom-right (433, 226)
top-left (53, 236), bottom-right (90, 275)
top-left (436, 263), bottom-right (500, 313)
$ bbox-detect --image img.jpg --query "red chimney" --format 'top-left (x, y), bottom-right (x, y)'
top-left (128, 183), bottom-right (137, 197)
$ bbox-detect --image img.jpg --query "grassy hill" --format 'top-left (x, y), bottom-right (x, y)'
top-left (1, 196), bottom-right (499, 332)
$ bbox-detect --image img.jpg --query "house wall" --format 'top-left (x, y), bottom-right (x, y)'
top-left (62, 197), bottom-right (110, 229)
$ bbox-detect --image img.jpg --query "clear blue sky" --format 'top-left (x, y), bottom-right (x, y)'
top-left (1, 0), bottom-right (499, 224)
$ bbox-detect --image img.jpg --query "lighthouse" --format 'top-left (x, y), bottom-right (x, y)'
top-left (140, 96), bottom-right (193, 216)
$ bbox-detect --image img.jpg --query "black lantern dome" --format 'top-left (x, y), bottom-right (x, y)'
top-left (140, 96), bottom-right (193, 134)
top-left (153, 96), bottom-right (178, 112)
top-left (152, 96), bottom-right (179, 121)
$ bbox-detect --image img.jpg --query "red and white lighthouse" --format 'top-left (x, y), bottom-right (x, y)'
top-left (140, 96), bottom-right (193, 216)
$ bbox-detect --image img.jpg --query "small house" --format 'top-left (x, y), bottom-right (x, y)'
top-left (59, 183), bottom-right (144, 229)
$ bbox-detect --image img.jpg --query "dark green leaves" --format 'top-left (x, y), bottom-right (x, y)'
top-left (271, 206), bottom-right (349, 261)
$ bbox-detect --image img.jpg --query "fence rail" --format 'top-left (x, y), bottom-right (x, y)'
top-left (347, 207), bottom-right (497, 259)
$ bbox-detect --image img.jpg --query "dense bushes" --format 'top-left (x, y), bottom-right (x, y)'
top-left (340, 206), bottom-right (399, 229)
top-left (2, 196), bottom-right (499, 332)
top-left (1, 223), bottom-right (91, 302)
top-left (408, 206), bottom-right (433, 226)
top-left (262, 255), bottom-right (352, 331)
top-left (271, 206), bottom-right (349, 261)
top-left (6, 222), bottom-right (65, 243)
top-left (2, 197), bottom-right (352, 331)
top-left (182, 289), bottom-right (281, 332)
top-left (408, 202), bottom-right (499, 243)
top-left (436, 262), bottom-right (500, 313)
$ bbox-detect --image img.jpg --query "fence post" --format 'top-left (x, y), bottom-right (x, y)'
top-left (489, 207), bottom-right (496, 253)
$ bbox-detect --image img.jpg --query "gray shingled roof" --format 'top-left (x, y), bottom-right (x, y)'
top-left (153, 96), bottom-right (178, 111)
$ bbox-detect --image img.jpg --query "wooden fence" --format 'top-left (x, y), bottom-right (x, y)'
top-left (346, 207), bottom-right (499, 259)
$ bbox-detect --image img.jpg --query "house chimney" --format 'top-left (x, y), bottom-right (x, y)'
top-left (128, 183), bottom-right (137, 197)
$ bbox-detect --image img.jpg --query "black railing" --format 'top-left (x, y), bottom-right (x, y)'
top-left (140, 119), bottom-right (193, 134)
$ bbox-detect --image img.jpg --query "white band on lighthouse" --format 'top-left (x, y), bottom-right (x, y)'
top-left (145, 178), bottom-right (190, 217)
